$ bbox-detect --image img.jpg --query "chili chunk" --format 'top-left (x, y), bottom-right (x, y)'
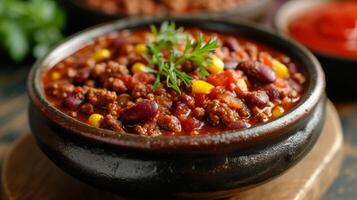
top-left (43, 23), bottom-right (306, 136)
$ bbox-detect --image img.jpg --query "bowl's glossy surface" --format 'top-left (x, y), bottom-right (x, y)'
top-left (274, 0), bottom-right (357, 100)
top-left (28, 18), bottom-right (325, 197)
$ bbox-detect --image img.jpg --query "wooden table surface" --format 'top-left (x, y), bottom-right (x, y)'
top-left (0, 1), bottom-right (356, 199)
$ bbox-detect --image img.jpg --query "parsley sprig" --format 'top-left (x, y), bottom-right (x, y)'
top-left (146, 22), bottom-right (219, 93)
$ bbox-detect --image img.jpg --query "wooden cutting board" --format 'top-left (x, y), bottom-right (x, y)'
top-left (1, 102), bottom-right (343, 200)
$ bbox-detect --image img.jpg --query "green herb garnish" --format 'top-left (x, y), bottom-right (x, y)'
top-left (0, 0), bottom-right (65, 62)
top-left (147, 22), bottom-right (219, 93)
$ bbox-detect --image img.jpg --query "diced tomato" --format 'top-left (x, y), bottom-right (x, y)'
top-left (162, 49), bottom-right (169, 59)
top-left (120, 75), bottom-right (135, 89)
top-left (181, 117), bottom-right (200, 133)
top-left (207, 70), bottom-right (238, 89)
top-left (192, 94), bottom-right (207, 107)
top-left (207, 87), bottom-right (223, 99)
top-left (133, 72), bottom-right (155, 84)
top-left (259, 52), bottom-right (273, 66)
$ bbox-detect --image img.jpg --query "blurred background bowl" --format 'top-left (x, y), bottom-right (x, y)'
top-left (274, 0), bottom-right (357, 100)
top-left (58, 0), bottom-right (273, 33)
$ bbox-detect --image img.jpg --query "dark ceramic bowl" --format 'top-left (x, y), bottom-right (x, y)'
top-left (28, 18), bottom-right (325, 198)
top-left (274, 0), bottom-right (357, 100)
top-left (58, 0), bottom-right (273, 33)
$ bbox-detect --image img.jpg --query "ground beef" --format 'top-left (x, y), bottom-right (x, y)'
top-left (193, 107), bottom-right (205, 120)
top-left (207, 100), bottom-right (239, 126)
top-left (80, 103), bottom-right (95, 114)
top-left (132, 83), bottom-right (152, 98)
top-left (157, 114), bottom-right (182, 132)
top-left (102, 115), bottom-right (124, 132)
top-left (103, 77), bottom-right (128, 93)
top-left (46, 81), bottom-right (75, 99)
top-left (134, 121), bottom-right (161, 136)
top-left (87, 88), bottom-right (117, 107)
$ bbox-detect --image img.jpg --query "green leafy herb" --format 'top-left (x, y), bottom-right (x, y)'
top-left (147, 22), bottom-right (219, 93)
top-left (0, 0), bottom-right (65, 62)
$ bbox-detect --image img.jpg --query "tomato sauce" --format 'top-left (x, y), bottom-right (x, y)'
top-left (288, 1), bottom-right (357, 58)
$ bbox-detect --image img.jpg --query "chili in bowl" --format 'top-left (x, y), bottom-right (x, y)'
top-left (28, 18), bottom-right (325, 197)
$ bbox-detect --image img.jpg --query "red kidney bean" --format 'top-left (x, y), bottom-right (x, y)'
top-left (223, 37), bottom-right (240, 51)
top-left (288, 79), bottom-right (303, 93)
top-left (226, 120), bottom-right (250, 130)
top-left (287, 63), bottom-right (298, 74)
top-left (224, 60), bottom-right (238, 69)
top-left (245, 91), bottom-right (269, 109)
top-left (73, 68), bottom-right (90, 85)
top-left (63, 92), bottom-right (85, 109)
top-left (112, 38), bottom-right (127, 48)
top-left (238, 61), bottom-right (276, 83)
top-left (262, 84), bottom-right (281, 100)
top-left (120, 100), bottom-right (158, 125)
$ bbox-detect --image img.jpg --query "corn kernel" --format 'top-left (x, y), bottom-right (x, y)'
top-left (236, 78), bottom-right (248, 93)
top-left (192, 80), bottom-right (214, 94)
top-left (51, 71), bottom-right (61, 81)
top-left (93, 49), bottom-right (111, 62)
top-left (88, 113), bottom-right (104, 128)
top-left (272, 59), bottom-right (289, 78)
top-left (131, 62), bottom-right (147, 73)
top-left (207, 56), bottom-right (224, 74)
top-left (272, 106), bottom-right (285, 118)
top-left (134, 43), bottom-right (147, 54)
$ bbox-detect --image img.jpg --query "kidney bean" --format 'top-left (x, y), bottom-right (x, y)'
top-left (64, 92), bottom-right (85, 109)
top-left (238, 61), bottom-right (276, 83)
top-left (245, 91), bottom-right (270, 109)
top-left (262, 84), bottom-right (281, 100)
top-left (223, 37), bottom-right (240, 51)
top-left (288, 79), bottom-right (303, 93)
top-left (73, 68), bottom-right (90, 85)
top-left (120, 100), bottom-right (158, 125)
top-left (224, 60), bottom-right (238, 69)
top-left (287, 63), bottom-right (298, 74)
top-left (226, 120), bottom-right (250, 130)
top-left (112, 38), bottom-right (127, 48)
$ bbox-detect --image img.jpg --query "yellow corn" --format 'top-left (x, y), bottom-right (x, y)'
top-left (192, 80), bottom-right (214, 94)
top-left (272, 106), bottom-right (284, 118)
top-left (88, 113), bottom-right (104, 128)
top-left (236, 78), bottom-right (248, 93)
top-left (93, 49), bottom-right (111, 62)
top-left (134, 43), bottom-right (147, 54)
top-left (51, 71), bottom-right (61, 81)
top-left (272, 59), bottom-right (289, 78)
top-left (207, 56), bottom-right (224, 74)
top-left (131, 62), bottom-right (147, 73)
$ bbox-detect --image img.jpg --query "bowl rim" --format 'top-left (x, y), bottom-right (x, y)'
top-left (28, 17), bottom-right (325, 153)
top-left (61, 0), bottom-right (272, 18)
top-left (273, 0), bottom-right (357, 63)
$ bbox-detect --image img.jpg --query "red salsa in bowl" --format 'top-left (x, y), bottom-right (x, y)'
top-left (42, 22), bottom-right (306, 136)
top-left (288, 1), bottom-right (357, 59)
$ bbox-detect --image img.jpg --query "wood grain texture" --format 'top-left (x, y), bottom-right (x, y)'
top-left (1, 102), bottom-right (343, 200)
